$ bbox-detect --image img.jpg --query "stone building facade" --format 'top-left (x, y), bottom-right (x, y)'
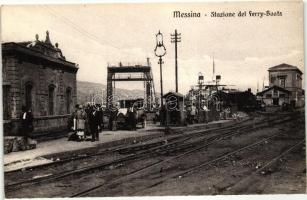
top-left (257, 63), bottom-right (304, 107)
top-left (2, 31), bottom-right (78, 136)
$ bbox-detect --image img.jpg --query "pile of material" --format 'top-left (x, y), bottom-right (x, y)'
top-left (232, 111), bottom-right (249, 120)
top-left (4, 136), bottom-right (37, 154)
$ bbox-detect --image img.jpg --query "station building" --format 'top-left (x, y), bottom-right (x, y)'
top-left (2, 31), bottom-right (78, 136)
top-left (257, 63), bottom-right (304, 107)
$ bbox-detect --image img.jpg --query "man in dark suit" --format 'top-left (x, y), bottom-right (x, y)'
top-left (88, 106), bottom-right (99, 142)
top-left (20, 106), bottom-right (34, 138)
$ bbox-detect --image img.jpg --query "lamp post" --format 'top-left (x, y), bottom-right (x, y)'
top-left (198, 72), bottom-right (204, 123)
top-left (154, 30), bottom-right (166, 108)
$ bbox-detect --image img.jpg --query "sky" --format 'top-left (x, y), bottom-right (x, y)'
top-left (1, 1), bottom-right (304, 95)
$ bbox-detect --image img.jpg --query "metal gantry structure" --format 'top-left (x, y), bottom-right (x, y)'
top-left (106, 58), bottom-right (156, 110)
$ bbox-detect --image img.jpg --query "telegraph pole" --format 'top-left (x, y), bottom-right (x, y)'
top-left (171, 29), bottom-right (181, 93)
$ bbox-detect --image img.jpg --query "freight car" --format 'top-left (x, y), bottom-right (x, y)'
top-left (213, 89), bottom-right (257, 112)
top-left (116, 98), bottom-right (147, 129)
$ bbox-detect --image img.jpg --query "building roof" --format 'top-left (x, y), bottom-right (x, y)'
top-left (257, 85), bottom-right (291, 96)
top-left (2, 31), bottom-right (78, 72)
top-left (268, 63), bottom-right (303, 74)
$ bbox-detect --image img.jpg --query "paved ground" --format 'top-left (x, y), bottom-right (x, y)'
top-left (4, 125), bottom-right (162, 171)
top-left (4, 120), bottom-right (233, 172)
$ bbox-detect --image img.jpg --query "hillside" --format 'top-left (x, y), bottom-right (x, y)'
top-left (77, 81), bottom-right (147, 105)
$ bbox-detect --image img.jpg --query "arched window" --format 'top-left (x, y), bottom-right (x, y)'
top-left (48, 85), bottom-right (55, 115)
top-left (25, 83), bottom-right (33, 110)
top-left (66, 88), bottom-right (72, 114)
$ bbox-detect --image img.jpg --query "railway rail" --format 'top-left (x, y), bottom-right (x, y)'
top-left (4, 117), bottom-right (251, 174)
top-left (72, 130), bottom-right (304, 197)
top-left (5, 120), bottom-right (252, 191)
top-left (209, 138), bottom-right (306, 195)
top-left (5, 112), bottom-right (295, 175)
top-left (5, 112), bottom-right (303, 196)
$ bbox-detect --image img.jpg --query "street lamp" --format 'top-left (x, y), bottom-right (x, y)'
top-left (154, 30), bottom-right (166, 107)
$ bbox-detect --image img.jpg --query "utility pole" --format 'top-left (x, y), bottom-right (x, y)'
top-left (171, 29), bottom-right (181, 93)
top-left (212, 55), bottom-right (215, 82)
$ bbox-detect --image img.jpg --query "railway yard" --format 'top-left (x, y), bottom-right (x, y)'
top-left (1, 3), bottom-right (306, 199)
top-left (4, 111), bottom-right (306, 197)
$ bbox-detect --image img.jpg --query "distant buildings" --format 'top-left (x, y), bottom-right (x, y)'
top-left (2, 31), bottom-right (78, 136)
top-left (257, 63), bottom-right (304, 107)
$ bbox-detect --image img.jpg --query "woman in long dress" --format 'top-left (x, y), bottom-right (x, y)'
top-left (75, 105), bottom-right (87, 141)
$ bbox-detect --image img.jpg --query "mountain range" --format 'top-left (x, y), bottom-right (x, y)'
top-left (77, 81), bottom-right (147, 105)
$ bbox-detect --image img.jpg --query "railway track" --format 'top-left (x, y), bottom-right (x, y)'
top-left (5, 112), bottom-right (292, 175)
top-left (67, 114), bottom-right (303, 197)
top-left (132, 132), bottom-right (306, 196)
top-left (72, 129), bottom-right (302, 197)
top-left (5, 119), bottom-right (253, 191)
top-left (5, 112), bottom-right (295, 175)
top-left (5, 112), bottom-right (302, 195)
top-left (210, 138), bottom-right (306, 195)
top-left (4, 117), bottom-right (252, 174)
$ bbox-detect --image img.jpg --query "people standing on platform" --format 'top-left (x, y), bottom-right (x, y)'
top-left (84, 103), bottom-right (91, 137)
top-left (74, 105), bottom-right (87, 141)
top-left (108, 104), bottom-right (118, 131)
top-left (126, 106), bottom-right (134, 131)
top-left (97, 107), bottom-right (104, 131)
top-left (203, 104), bottom-right (209, 123)
top-left (191, 104), bottom-right (196, 124)
top-left (154, 109), bottom-right (160, 124)
top-left (126, 107), bottom-right (132, 130)
top-left (186, 105), bottom-right (192, 124)
top-left (88, 105), bottom-right (99, 142)
top-left (160, 105), bottom-right (167, 126)
top-left (132, 107), bottom-right (137, 130)
top-left (20, 106), bottom-right (34, 138)
top-left (68, 105), bottom-right (78, 141)
top-left (140, 110), bottom-right (147, 128)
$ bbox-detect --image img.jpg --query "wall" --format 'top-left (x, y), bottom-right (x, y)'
top-left (2, 54), bottom-right (77, 136)
top-left (268, 70), bottom-right (303, 107)
top-left (261, 89), bottom-right (290, 106)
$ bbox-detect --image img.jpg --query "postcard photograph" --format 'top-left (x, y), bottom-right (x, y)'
top-left (1, 1), bottom-right (306, 198)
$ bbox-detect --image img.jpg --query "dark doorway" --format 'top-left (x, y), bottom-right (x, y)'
top-left (66, 88), bottom-right (71, 114)
top-left (48, 85), bottom-right (55, 115)
top-left (273, 98), bottom-right (279, 106)
top-left (3, 85), bottom-right (11, 120)
top-left (25, 83), bottom-right (33, 110)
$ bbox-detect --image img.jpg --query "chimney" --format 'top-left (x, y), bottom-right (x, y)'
top-left (146, 58), bottom-right (151, 67)
top-left (45, 30), bottom-right (52, 44)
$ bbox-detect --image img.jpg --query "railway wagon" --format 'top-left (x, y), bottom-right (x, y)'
top-left (213, 90), bottom-right (257, 112)
top-left (116, 98), bottom-right (147, 129)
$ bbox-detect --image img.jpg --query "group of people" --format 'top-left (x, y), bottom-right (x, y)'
top-left (19, 102), bottom-right (147, 143)
top-left (126, 107), bottom-right (138, 130)
top-left (109, 105), bottom-right (147, 131)
top-left (69, 104), bottom-right (104, 142)
top-left (186, 104), bottom-right (197, 124)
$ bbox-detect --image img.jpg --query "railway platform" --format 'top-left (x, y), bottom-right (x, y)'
top-left (4, 119), bottom-right (237, 172)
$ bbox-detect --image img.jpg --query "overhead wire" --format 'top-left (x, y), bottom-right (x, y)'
top-left (40, 5), bottom-right (141, 58)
